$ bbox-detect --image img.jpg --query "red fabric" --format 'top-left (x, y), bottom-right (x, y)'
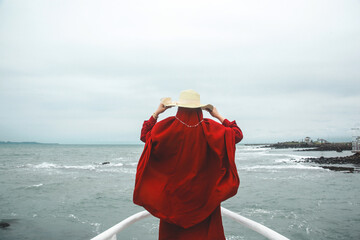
top-left (133, 107), bottom-right (243, 238)
top-left (159, 206), bottom-right (225, 240)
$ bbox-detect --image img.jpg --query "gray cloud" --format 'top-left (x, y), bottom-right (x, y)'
top-left (1, 0), bottom-right (359, 143)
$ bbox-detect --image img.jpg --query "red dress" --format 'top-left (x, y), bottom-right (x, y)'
top-left (133, 108), bottom-right (243, 239)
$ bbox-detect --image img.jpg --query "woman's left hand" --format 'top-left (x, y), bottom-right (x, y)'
top-left (154, 104), bottom-right (171, 118)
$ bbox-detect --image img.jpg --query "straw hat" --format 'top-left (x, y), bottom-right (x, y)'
top-left (161, 89), bottom-right (213, 111)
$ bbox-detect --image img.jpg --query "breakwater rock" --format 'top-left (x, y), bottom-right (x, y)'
top-left (303, 153), bottom-right (360, 165)
top-left (301, 153), bottom-right (360, 173)
top-left (0, 222), bottom-right (10, 228)
top-left (320, 166), bottom-right (358, 173)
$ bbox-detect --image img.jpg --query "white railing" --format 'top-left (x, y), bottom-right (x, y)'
top-left (220, 207), bottom-right (289, 240)
top-left (91, 207), bottom-right (290, 240)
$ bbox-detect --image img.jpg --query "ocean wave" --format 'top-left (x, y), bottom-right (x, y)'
top-left (127, 162), bottom-right (138, 167)
top-left (96, 168), bottom-right (136, 174)
top-left (274, 155), bottom-right (311, 163)
top-left (274, 158), bottom-right (295, 163)
top-left (226, 235), bottom-right (245, 240)
top-left (18, 162), bottom-right (124, 170)
top-left (238, 147), bottom-right (269, 152)
top-left (237, 147), bottom-right (270, 154)
top-left (250, 208), bottom-right (272, 214)
top-left (104, 162), bottom-right (138, 167)
top-left (239, 164), bottom-right (323, 171)
top-left (31, 162), bottom-right (96, 170)
top-left (28, 183), bottom-right (43, 188)
top-left (68, 214), bottom-right (101, 234)
top-left (33, 162), bottom-right (57, 168)
top-left (18, 162), bottom-right (137, 173)
top-left (251, 152), bottom-right (312, 162)
top-left (107, 163), bottom-right (124, 167)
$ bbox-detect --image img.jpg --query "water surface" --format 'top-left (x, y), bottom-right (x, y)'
top-left (0, 144), bottom-right (359, 239)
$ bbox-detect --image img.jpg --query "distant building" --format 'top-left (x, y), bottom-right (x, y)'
top-left (304, 137), bottom-right (311, 143)
top-left (352, 128), bottom-right (360, 153)
top-left (317, 138), bottom-right (329, 144)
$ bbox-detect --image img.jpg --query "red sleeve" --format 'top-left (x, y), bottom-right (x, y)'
top-left (140, 116), bottom-right (157, 143)
top-left (222, 119), bottom-right (243, 144)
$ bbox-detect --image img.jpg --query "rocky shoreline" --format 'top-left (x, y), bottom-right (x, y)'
top-left (299, 143), bottom-right (352, 152)
top-left (303, 153), bottom-right (360, 165)
top-left (266, 142), bottom-right (352, 152)
top-left (265, 141), bottom-right (359, 173)
top-left (301, 153), bottom-right (360, 173)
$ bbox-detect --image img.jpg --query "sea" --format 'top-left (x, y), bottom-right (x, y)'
top-left (0, 144), bottom-right (359, 240)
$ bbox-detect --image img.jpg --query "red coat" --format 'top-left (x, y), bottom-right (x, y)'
top-left (133, 108), bottom-right (243, 239)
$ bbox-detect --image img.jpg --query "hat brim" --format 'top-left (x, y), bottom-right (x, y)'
top-left (201, 104), bottom-right (213, 111)
top-left (161, 98), bottom-right (213, 111)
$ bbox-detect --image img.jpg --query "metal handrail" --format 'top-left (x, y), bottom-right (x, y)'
top-left (221, 207), bottom-right (289, 240)
top-left (91, 207), bottom-right (289, 240)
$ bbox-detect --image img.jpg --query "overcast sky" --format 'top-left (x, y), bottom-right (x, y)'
top-left (0, 0), bottom-right (359, 144)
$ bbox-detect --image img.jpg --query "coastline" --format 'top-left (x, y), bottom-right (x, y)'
top-left (265, 142), bottom-right (352, 152)
top-left (300, 153), bottom-right (360, 173)
top-left (303, 153), bottom-right (360, 165)
top-left (266, 141), bottom-right (359, 173)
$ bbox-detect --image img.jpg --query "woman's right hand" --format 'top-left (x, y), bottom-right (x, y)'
top-left (207, 106), bottom-right (225, 123)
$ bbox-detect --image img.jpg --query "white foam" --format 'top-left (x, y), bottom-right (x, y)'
top-left (251, 209), bottom-right (272, 214)
top-left (96, 168), bottom-right (136, 174)
top-left (29, 183), bottom-right (43, 187)
top-left (258, 152), bottom-right (309, 159)
top-left (274, 158), bottom-right (294, 163)
top-left (286, 154), bottom-right (312, 161)
top-left (240, 164), bottom-right (323, 171)
top-left (31, 162), bottom-right (96, 170)
top-left (239, 147), bottom-right (269, 152)
top-left (69, 213), bottom-right (101, 234)
top-left (237, 148), bottom-right (270, 155)
top-left (22, 161), bottom-right (136, 174)
top-left (62, 165), bottom-right (96, 170)
top-left (68, 214), bottom-right (78, 219)
top-left (226, 235), bottom-right (245, 240)
top-left (90, 222), bottom-right (101, 234)
top-left (34, 162), bottom-right (57, 169)
top-left (118, 168), bottom-right (136, 174)
top-left (109, 163), bottom-right (124, 167)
